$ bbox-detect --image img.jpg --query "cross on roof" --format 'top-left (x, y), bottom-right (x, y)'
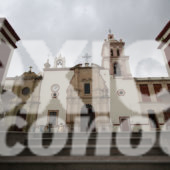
top-left (82, 53), bottom-right (91, 63)
top-left (108, 29), bottom-right (112, 34)
top-left (29, 66), bottom-right (32, 72)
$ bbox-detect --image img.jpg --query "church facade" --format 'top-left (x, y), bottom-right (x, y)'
top-left (3, 22), bottom-right (170, 132)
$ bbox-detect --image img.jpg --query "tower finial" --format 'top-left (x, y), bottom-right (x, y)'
top-left (83, 53), bottom-right (91, 64)
top-left (29, 66), bottom-right (32, 72)
top-left (108, 29), bottom-right (114, 40)
top-left (44, 59), bottom-right (51, 69)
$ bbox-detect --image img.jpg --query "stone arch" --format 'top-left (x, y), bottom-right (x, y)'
top-left (113, 62), bottom-right (121, 76)
top-left (80, 104), bottom-right (95, 131)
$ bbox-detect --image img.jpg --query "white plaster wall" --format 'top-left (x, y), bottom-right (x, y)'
top-left (100, 69), bottom-right (110, 90)
top-left (37, 69), bottom-right (74, 125)
top-left (110, 77), bottom-right (146, 131)
top-left (3, 78), bottom-right (15, 91)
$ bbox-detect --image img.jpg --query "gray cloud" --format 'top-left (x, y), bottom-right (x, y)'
top-left (135, 58), bottom-right (168, 77)
top-left (0, 0), bottom-right (169, 76)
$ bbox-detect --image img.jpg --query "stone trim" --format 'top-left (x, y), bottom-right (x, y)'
top-left (156, 21), bottom-right (170, 41)
top-left (0, 18), bottom-right (20, 41)
top-left (0, 28), bottom-right (17, 48)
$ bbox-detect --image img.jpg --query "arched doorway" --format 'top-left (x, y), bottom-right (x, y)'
top-left (80, 104), bottom-right (95, 132)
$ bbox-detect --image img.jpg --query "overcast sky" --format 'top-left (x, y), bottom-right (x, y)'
top-left (0, 0), bottom-right (169, 77)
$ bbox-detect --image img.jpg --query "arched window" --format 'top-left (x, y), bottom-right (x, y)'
top-left (117, 49), bottom-right (120, 56)
top-left (56, 59), bottom-right (63, 68)
top-left (110, 49), bottom-right (113, 56)
top-left (84, 83), bottom-right (90, 94)
top-left (113, 63), bottom-right (121, 76)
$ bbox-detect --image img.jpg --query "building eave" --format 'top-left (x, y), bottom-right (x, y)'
top-left (156, 20), bottom-right (170, 41)
top-left (0, 18), bottom-right (20, 41)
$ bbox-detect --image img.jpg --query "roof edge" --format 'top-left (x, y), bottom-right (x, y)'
top-left (0, 18), bottom-right (20, 41)
top-left (156, 20), bottom-right (170, 41)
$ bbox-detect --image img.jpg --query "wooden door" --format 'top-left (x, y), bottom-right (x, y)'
top-left (139, 84), bottom-right (151, 102)
top-left (48, 110), bottom-right (58, 127)
top-left (153, 84), bottom-right (162, 102)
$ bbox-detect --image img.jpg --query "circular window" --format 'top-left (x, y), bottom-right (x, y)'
top-left (117, 89), bottom-right (125, 96)
top-left (22, 87), bottom-right (30, 95)
top-left (51, 92), bottom-right (58, 98)
top-left (51, 84), bottom-right (60, 92)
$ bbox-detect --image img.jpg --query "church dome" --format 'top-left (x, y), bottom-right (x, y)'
top-left (21, 67), bottom-right (42, 80)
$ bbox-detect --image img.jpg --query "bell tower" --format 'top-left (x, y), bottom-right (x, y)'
top-left (54, 54), bottom-right (66, 68)
top-left (101, 30), bottom-right (131, 77)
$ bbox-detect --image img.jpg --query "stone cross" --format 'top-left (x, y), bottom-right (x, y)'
top-left (83, 53), bottom-right (91, 63)
top-left (108, 29), bottom-right (112, 34)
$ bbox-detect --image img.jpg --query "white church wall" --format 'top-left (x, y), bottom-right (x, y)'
top-left (99, 69), bottom-right (110, 90)
top-left (110, 77), bottom-right (149, 131)
top-left (3, 78), bottom-right (15, 91)
top-left (37, 69), bottom-right (74, 126)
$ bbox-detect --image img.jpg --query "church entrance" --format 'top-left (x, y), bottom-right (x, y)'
top-left (80, 104), bottom-right (95, 132)
top-left (120, 117), bottom-right (130, 131)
